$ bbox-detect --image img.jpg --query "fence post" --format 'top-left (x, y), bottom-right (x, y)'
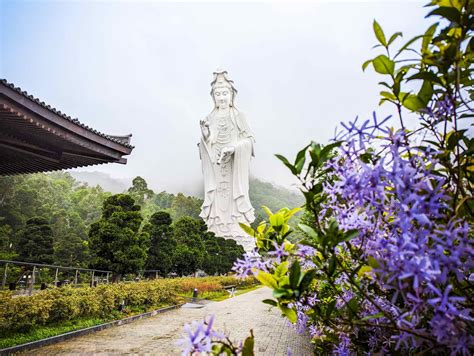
top-left (91, 271), bottom-right (95, 287)
top-left (106, 272), bottom-right (109, 283)
top-left (29, 266), bottom-right (36, 295)
top-left (54, 268), bottom-right (59, 287)
top-left (74, 269), bottom-right (78, 286)
top-left (2, 263), bottom-right (8, 290)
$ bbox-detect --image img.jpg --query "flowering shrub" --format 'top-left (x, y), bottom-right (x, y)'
top-left (181, 1), bottom-right (473, 354)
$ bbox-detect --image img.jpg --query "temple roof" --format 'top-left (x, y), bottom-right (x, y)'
top-left (0, 79), bottom-right (134, 175)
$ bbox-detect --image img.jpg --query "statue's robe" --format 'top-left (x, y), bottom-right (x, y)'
top-left (199, 108), bottom-right (255, 237)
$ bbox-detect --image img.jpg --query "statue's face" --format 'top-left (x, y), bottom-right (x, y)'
top-left (213, 87), bottom-right (232, 109)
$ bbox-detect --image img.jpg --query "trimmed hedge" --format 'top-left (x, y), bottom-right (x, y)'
top-left (0, 276), bottom-right (256, 333)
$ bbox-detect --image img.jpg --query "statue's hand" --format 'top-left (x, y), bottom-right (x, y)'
top-left (217, 146), bottom-right (234, 165)
top-left (200, 120), bottom-right (210, 139)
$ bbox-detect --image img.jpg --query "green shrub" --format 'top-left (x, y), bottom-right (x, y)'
top-left (0, 276), bottom-right (257, 333)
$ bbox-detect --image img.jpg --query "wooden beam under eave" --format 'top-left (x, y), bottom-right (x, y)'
top-left (0, 99), bottom-right (127, 160)
top-left (0, 87), bottom-right (133, 154)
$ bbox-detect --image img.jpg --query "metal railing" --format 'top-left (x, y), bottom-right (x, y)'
top-left (0, 259), bottom-right (112, 294)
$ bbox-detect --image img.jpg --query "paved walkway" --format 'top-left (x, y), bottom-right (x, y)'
top-left (25, 287), bottom-right (313, 355)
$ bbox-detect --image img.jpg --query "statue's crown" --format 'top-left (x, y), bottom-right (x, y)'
top-left (211, 69), bottom-right (237, 93)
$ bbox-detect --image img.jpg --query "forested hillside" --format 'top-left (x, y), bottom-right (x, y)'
top-left (0, 172), bottom-right (303, 268)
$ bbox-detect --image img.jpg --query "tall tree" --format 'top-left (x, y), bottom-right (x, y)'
top-left (143, 211), bottom-right (176, 276)
top-left (16, 217), bottom-right (54, 264)
top-left (172, 216), bottom-right (205, 276)
top-left (128, 176), bottom-right (154, 206)
top-left (89, 194), bottom-right (149, 280)
top-left (154, 191), bottom-right (175, 209)
top-left (171, 193), bottom-right (203, 220)
top-left (201, 232), bottom-right (222, 276)
top-left (216, 237), bottom-right (245, 275)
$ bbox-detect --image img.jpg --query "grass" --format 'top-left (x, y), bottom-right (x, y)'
top-left (0, 317), bottom-right (108, 349)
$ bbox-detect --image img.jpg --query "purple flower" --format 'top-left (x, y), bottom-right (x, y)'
top-left (333, 333), bottom-right (351, 355)
top-left (177, 315), bottom-right (224, 355)
top-left (268, 241), bottom-right (290, 263)
top-left (232, 250), bottom-right (271, 277)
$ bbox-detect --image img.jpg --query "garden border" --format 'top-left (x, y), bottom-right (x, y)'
top-left (0, 303), bottom-right (185, 355)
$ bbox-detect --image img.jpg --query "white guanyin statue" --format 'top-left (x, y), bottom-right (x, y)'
top-left (198, 69), bottom-right (255, 252)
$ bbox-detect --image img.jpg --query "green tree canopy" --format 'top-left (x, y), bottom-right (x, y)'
top-left (172, 216), bottom-right (205, 276)
top-left (89, 194), bottom-right (150, 279)
top-left (128, 176), bottom-right (154, 206)
top-left (16, 216), bottom-right (54, 264)
top-left (143, 211), bottom-right (176, 276)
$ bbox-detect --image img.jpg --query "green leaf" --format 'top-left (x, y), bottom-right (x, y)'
top-left (262, 206), bottom-right (273, 218)
top-left (373, 20), bottom-right (387, 46)
top-left (327, 255), bottom-right (337, 276)
top-left (299, 269), bottom-right (316, 293)
top-left (394, 34), bottom-right (424, 58)
top-left (402, 94), bottom-right (426, 111)
top-left (380, 91), bottom-right (396, 101)
top-left (427, 7), bottom-right (461, 23)
top-left (256, 271), bottom-right (278, 289)
top-left (239, 223), bottom-right (256, 237)
top-left (280, 305), bottom-right (297, 323)
top-left (289, 261), bottom-right (301, 289)
top-left (242, 331), bottom-right (255, 356)
top-left (269, 213), bottom-right (284, 227)
top-left (275, 154), bottom-right (297, 175)
top-left (319, 141), bottom-right (342, 162)
top-left (294, 144), bottom-right (310, 174)
top-left (262, 299), bottom-right (278, 307)
top-left (418, 80), bottom-right (433, 105)
top-left (325, 300), bottom-right (336, 319)
top-left (372, 55), bottom-right (395, 75)
top-left (368, 256), bottom-right (381, 269)
top-left (446, 130), bottom-right (467, 150)
top-left (273, 288), bottom-right (290, 298)
top-left (387, 31), bottom-right (403, 46)
top-left (362, 59), bottom-right (372, 71)
top-left (339, 229), bottom-right (359, 243)
top-left (274, 261), bottom-right (289, 280)
top-left (346, 297), bottom-right (360, 318)
top-left (298, 223), bottom-right (319, 241)
top-left (285, 207), bottom-right (302, 219)
top-left (407, 71), bottom-right (443, 85)
top-left (422, 23), bottom-right (438, 52)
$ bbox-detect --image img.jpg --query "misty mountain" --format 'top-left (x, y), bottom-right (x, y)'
top-left (69, 171), bottom-right (131, 193)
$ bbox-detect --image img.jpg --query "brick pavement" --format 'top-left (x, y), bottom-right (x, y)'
top-left (24, 287), bottom-right (313, 355)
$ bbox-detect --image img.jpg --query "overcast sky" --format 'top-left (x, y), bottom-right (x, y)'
top-left (1, 0), bottom-right (429, 195)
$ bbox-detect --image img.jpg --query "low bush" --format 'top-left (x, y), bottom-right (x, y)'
top-left (0, 276), bottom-right (257, 334)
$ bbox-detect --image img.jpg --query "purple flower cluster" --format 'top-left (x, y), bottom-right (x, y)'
top-left (268, 241), bottom-right (290, 263)
top-left (232, 250), bottom-right (271, 277)
top-left (296, 244), bottom-right (317, 269)
top-left (322, 113), bottom-right (474, 352)
top-left (177, 315), bottom-right (224, 355)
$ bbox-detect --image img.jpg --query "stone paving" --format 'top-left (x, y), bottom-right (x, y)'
top-left (25, 287), bottom-right (313, 355)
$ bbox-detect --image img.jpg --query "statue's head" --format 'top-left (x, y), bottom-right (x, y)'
top-left (210, 69), bottom-right (237, 109)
